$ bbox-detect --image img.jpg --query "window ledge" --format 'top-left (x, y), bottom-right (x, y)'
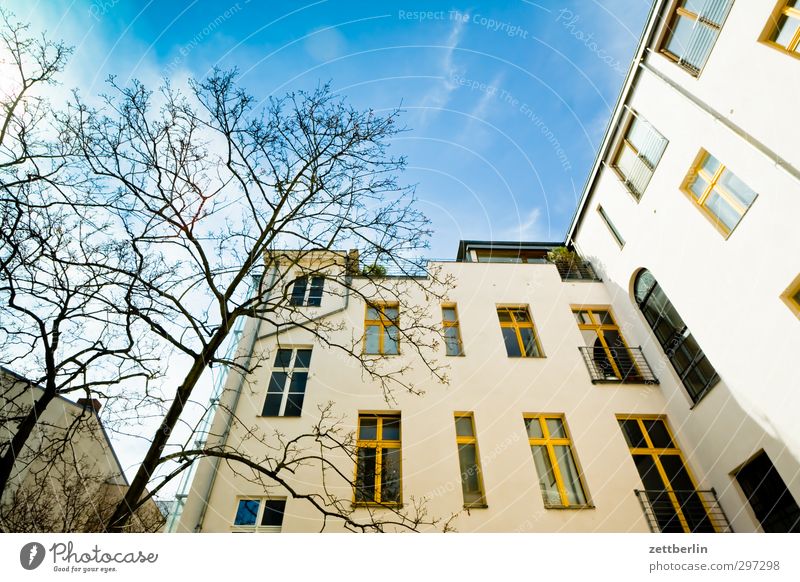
top-left (463, 503), bottom-right (488, 510)
top-left (351, 502), bottom-right (403, 509)
top-left (543, 504), bottom-right (595, 510)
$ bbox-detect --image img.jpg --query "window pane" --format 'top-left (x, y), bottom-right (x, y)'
top-left (619, 419), bottom-right (647, 448)
top-left (382, 417), bottom-right (401, 441)
top-left (384, 325), bottom-right (399, 354)
top-left (359, 417), bottom-right (377, 440)
top-left (294, 348), bottom-right (312, 369)
top-left (355, 448), bottom-right (377, 502)
top-left (705, 190), bottom-right (741, 231)
top-left (546, 418), bottom-right (566, 439)
top-left (644, 419), bottom-right (674, 448)
top-left (383, 306), bottom-right (399, 320)
top-left (307, 277), bottom-right (324, 306)
top-left (736, 451), bottom-right (800, 533)
top-left (366, 306), bottom-right (379, 320)
top-left (442, 307), bottom-right (457, 321)
top-left (261, 392), bottom-right (283, 416)
top-left (519, 327), bottom-right (540, 357)
top-left (664, 15), bottom-right (695, 56)
top-left (701, 153), bottom-right (721, 175)
top-left (365, 325), bottom-right (380, 354)
top-left (497, 309), bottom-right (512, 323)
top-left (531, 446), bottom-right (561, 506)
top-left (774, 14), bottom-right (800, 47)
top-left (274, 349), bottom-right (293, 368)
top-left (717, 170), bottom-right (756, 208)
top-left (554, 445), bottom-right (586, 505)
top-left (284, 390), bottom-right (305, 417)
top-left (525, 418), bottom-right (544, 439)
top-left (512, 309), bottom-right (530, 323)
top-left (260, 500), bottom-right (286, 527)
top-left (444, 326), bottom-right (462, 356)
top-left (455, 416), bottom-right (474, 437)
top-left (688, 175), bottom-right (708, 199)
top-left (458, 443), bottom-right (483, 503)
top-left (502, 328), bottom-right (522, 357)
top-left (234, 500), bottom-right (259, 526)
top-left (380, 448), bottom-right (401, 503)
top-left (290, 277), bottom-right (307, 306)
top-left (634, 270), bottom-right (656, 304)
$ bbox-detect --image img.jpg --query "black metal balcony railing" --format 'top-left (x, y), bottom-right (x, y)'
top-left (579, 346), bottom-right (659, 384)
top-left (635, 489), bottom-right (733, 533)
top-left (552, 261), bottom-right (601, 281)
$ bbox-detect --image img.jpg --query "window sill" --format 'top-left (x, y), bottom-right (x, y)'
top-left (352, 502), bottom-right (403, 509)
top-left (543, 504), bottom-right (595, 510)
top-left (463, 503), bottom-right (488, 510)
top-left (506, 355), bottom-right (546, 359)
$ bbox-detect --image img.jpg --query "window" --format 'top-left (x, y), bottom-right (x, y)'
top-left (355, 413), bottom-right (401, 505)
top-left (289, 275), bottom-right (325, 307)
top-left (261, 348), bottom-right (311, 417)
top-left (597, 205), bottom-right (625, 248)
top-left (573, 307), bottom-right (645, 382)
top-left (497, 306), bottom-right (543, 358)
top-left (681, 150), bottom-right (757, 237)
top-left (454, 414), bottom-right (486, 507)
top-left (232, 498), bottom-right (286, 532)
top-left (762, 0), bottom-right (800, 57)
top-left (442, 304), bottom-right (465, 356)
top-left (634, 269), bottom-right (719, 403)
top-left (660, 0), bottom-right (733, 75)
top-left (618, 415), bottom-right (717, 532)
top-left (611, 112), bottom-right (668, 199)
top-left (524, 414), bottom-right (589, 508)
top-left (780, 273), bottom-right (800, 319)
top-left (364, 303), bottom-right (399, 355)
top-left (734, 451), bottom-right (800, 532)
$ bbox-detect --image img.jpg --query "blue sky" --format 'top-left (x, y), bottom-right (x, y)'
top-left (10, 0), bottom-right (652, 259)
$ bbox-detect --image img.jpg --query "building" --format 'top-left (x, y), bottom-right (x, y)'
top-left (0, 368), bottom-right (164, 532)
top-left (172, 0), bottom-right (800, 533)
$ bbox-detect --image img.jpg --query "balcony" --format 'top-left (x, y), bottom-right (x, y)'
top-left (552, 260), bottom-right (601, 281)
top-left (635, 489), bottom-right (733, 533)
top-left (578, 346), bottom-right (659, 384)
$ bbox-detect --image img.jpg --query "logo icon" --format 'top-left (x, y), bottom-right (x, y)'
top-left (20, 542), bottom-right (46, 570)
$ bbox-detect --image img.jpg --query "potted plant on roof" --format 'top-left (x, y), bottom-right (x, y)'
top-left (546, 246), bottom-right (584, 279)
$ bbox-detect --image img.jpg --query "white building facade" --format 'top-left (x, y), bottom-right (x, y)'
top-left (174, 0), bottom-right (800, 534)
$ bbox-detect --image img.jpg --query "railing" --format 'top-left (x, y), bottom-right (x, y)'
top-left (553, 261), bottom-right (601, 281)
top-left (635, 489), bottom-right (733, 533)
top-left (579, 346), bottom-right (659, 384)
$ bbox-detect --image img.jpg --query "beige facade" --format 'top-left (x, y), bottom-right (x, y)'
top-left (175, 0), bottom-right (800, 534)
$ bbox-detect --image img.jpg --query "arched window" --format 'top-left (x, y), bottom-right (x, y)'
top-left (633, 270), bottom-right (719, 403)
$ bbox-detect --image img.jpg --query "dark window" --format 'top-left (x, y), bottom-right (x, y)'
top-left (261, 348), bottom-right (312, 416)
top-left (289, 276), bottom-right (325, 306)
top-left (260, 500), bottom-right (287, 527)
top-left (634, 270), bottom-right (719, 403)
top-left (735, 451), bottom-right (800, 533)
top-left (233, 499), bottom-right (286, 531)
top-left (355, 414), bottom-right (401, 504)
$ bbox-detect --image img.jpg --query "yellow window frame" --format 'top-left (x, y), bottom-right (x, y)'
top-left (572, 306), bottom-right (643, 381)
top-left (761, 1), bottom-right (800, 58)
top-left (524, 413), bottom-right (590, 508)
top-left (353, 413), bottom-right (402, 506)
top-left (610, 114), bottom-right (657, 200)
top-left (454, 413), bottom-right (487, 507)
top-left (497, 305), bottom-right (544, 358)
top-left (680, 150), bottom-right (756, 238)
top-left (617, 414), bottom-right (720, 533)
top-left (363, 302), bottom-right (400, 355)
top-left (780, 273), bottom-right (800, 319)
top-left (442, 303), bottom-right (465, 356)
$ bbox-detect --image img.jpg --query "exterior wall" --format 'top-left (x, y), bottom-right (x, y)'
top-left (571, 0), bottom-right (800, 533)
top-left (178, 260), bottom-right (699, 532)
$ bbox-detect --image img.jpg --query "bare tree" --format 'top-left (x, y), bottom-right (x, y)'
top-left (66, 70), bottom-right (455, 532)
top-left (0, 10), bottom-right (159, 501)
